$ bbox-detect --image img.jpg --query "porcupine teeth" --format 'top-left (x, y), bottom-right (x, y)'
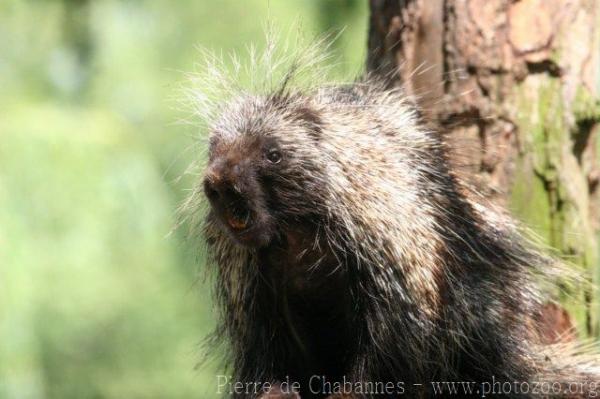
top-left (226, 206), bottom-right (250, 231)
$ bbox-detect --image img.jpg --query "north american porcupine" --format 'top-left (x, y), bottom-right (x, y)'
top-left (183, 39), bottom-right (600, 398)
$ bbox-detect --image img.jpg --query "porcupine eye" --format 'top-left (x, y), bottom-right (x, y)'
top-left (266, 148), bottom-right (282, 164)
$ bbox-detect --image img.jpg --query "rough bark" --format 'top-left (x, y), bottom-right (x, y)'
top-left (368, 0), bottom-right (600, 335)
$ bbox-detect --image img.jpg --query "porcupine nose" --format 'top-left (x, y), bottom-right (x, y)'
top-left (204, 172), bottom-right (229, 203)
top-left (203, 159), bottom-right (241, 202)
top-left (203, 174), bottom-right (222, 202)
top-left (204, 159), bottom-right (253, 232)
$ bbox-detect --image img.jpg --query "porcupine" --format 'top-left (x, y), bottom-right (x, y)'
top-left (183, 39), bottom-right (600, 398)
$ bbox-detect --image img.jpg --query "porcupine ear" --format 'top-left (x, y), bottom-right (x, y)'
top-left (295, 105), bottom-right (323, 140)
top-left (268, 91), bottom-right (322, 140)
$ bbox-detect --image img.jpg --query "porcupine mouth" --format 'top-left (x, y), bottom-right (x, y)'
top-left (224, 202), bottom-right (252, 232)
top-left (204, 180), bottom-right (254, 234)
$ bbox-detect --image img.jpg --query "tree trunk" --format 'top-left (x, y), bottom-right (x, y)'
top-left (367, 0), bottom-right (600, 336)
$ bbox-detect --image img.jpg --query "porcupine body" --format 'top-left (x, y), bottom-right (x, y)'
top-left (187, 44), bottom-right (600, 398)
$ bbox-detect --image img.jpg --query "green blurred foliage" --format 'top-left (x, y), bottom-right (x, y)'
top-left (0, 1), bottom-right (367, 398)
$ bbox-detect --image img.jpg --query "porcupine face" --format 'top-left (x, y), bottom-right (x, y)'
top-left (202, 95), bottom-right (322, 248)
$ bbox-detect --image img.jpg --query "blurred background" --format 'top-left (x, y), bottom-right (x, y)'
top-left (0, 1), bottom-right (367, 398)
top-left (4, 1), bottom-right (600, 398)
